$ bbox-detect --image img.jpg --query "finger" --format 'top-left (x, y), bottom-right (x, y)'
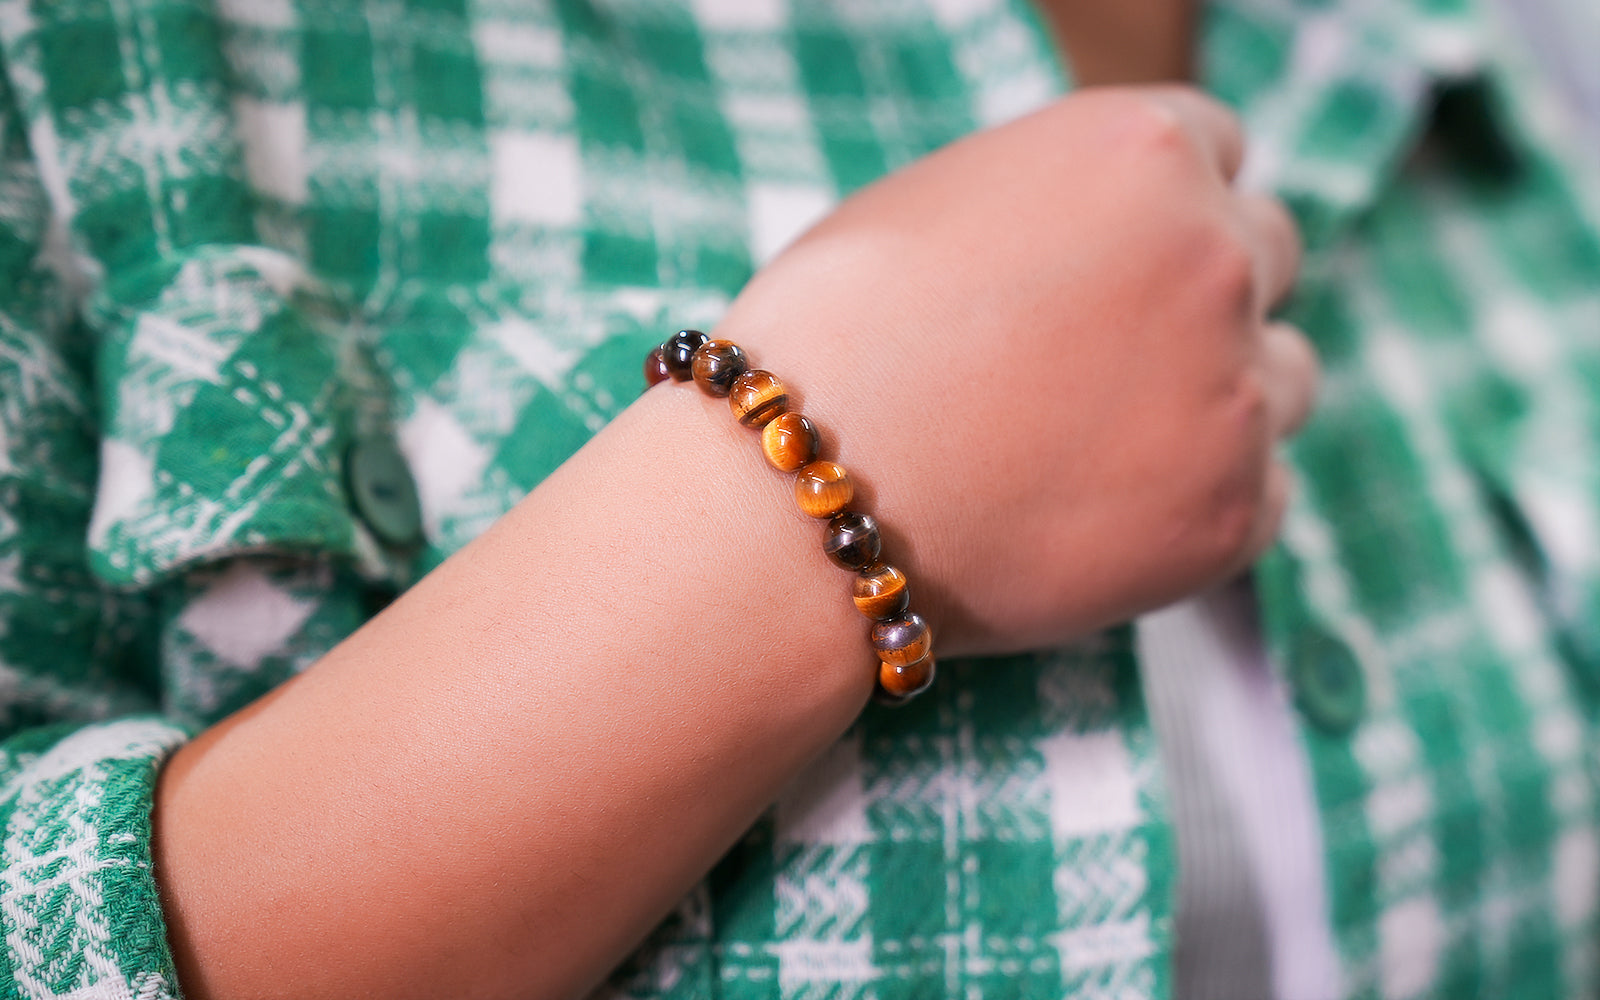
top-left (1143, 85), bottom-right (1247, 182)
top-left (1237, 459), bottom-right (1293, 571)
top-left (1239, 193), bottom-right (1303, 312)
top-left (1261, 322), bottom-right (1320, 437)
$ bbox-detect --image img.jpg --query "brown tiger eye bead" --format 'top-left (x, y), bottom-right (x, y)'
top-left (794, 461), bottom-right (853, 518)
top-left (663, 329), bottom-right (709, 381)
top-left (644, 346), bottom-right (671, 387)
top-left (691, 339), bottom-right (748, 397)
top-left (824, 511), bottom-right (881, 570)
top-left (853, 563), bottom-right (910, 620)
top-left (871, 612), bottom-right (931, 667)
top-left (760, 412), bottom-right (820, 472)
top-left (728, 369), bottom-right (789, 427)
top-left (878, 655), bottom-right (936, 700)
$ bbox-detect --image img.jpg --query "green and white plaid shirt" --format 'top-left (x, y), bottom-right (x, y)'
top-left (0, 0), bottom-right (1596, 997)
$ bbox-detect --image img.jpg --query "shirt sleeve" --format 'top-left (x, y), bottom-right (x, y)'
top-left (0, 29), bottom-right (200, 986)
top-left (0, 123), bottom-right (192, 1000)
top-left (0, 3), bottom-right (373, 995)
top-left (0, 720), bottom-right (191, 999)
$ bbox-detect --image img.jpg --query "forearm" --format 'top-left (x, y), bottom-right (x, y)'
top-left (153, 380), bottom-right (878, 1000)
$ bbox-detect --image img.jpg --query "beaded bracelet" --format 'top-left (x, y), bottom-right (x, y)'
top-left (645, 329), bottom-right (935, 705)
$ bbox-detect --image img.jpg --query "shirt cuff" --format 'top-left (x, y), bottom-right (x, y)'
top-left (1, 717), bottom-right (190, 999)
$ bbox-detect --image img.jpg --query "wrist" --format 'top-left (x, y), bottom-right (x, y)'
top-left (154, 377), bottom-right (879, 1000)
top-left (580, 381), bottom-right (884, 711)
top-left (712, 238), bottom-right (977, 654)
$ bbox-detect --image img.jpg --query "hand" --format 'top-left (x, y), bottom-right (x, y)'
top-left (715, 85), bottom-right (1316, 655)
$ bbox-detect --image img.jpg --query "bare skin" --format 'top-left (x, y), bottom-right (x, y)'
top-left (156, 383), bottom-right (880, 1000)
top-left (154, 81), bottom-right (1314, 1000)
top-left (1033, 0), bottom-right (1197, 85)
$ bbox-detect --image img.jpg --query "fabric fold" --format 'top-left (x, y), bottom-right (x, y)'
top-left (0, 0), bottom-right (392, 589)
top-left (82, 244), bottom-right (369, 587)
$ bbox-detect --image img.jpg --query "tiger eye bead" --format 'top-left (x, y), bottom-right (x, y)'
top-left (824, 511), bottom-right (881, 570)
top-left (691, 339), bottom-right (748, 397)
top-left (853, 563), bottom-right (910, 620)
top-left (878, 655), bottom-right (936, 700)
top-left (871, 612), bottom-right (931, 667)
top-left (728, 370), bottom-right (789, 427)
top-left (644, 346), bottom-right (671, 387)
top-left (794, 461), bottom-right (854, 518)
top-left (663, 329), bottom-right (710, 381)
top-left (761, 412), bottom-right (820, 472)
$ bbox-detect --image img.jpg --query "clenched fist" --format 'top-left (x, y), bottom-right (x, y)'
top-left (712, 86), bottom-right (1317, 655)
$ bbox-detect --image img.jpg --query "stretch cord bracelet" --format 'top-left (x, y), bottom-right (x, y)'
top-left (644, 329), bottom-right (936, 705)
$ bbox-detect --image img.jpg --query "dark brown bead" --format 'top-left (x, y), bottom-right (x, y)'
top-left (644, 346), bottom-right (671, 388)
top-left (853, 563), bottom-right (910, 620)
top-left (878, 655), bottom-right (935, 700)
top-left (824, 511), bottom-right (881, 570)
top-left (794, 460), bottom-right (853, 518)
top-left (871, 612), bottom-right (931, 667)
top-left (691, 339), bottom-right (748, 397)
top-left (761, 412), bottom-right (820, 472)
top-left (663, 329), bottom-right (709, 381)
top-left (728, 369), bottom-right (789, 427)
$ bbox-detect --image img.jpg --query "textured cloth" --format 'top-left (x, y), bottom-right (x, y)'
top-left (0, 2), bottom-right (1594, 1000)
top-left (1242, 4), bottom-right (1600, 992)
top-left (1140, 584), bottom-right (1341, 1000)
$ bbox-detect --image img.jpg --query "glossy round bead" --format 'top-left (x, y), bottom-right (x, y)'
top-left (824, 511), bottom-right (881, 570)
top-left (644, 346), bottom-right (671, 388)
top-left (871, 612), bottom-right (931, 667)
top-left (728, 369), bottom-right (789, 427)
top-left (691, 339), bottom-right (748, 397)
top-left (794, 461), bottom-right (854, 518)
top-left (760, 412), bottom-right (820, 472)
top-left (853, 563), bottom-right (910, 620)
top-left (663, 329), bottom-right (709, 381)
top-left (878, 655), bottom-right (935, 700)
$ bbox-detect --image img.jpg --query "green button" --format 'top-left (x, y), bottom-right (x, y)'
top-left (346, 435), bottom-right (422, 547)
top-left (1289, 630), bottom-right (1366, 736)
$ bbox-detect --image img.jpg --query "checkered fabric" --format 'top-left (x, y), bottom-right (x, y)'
top-left (1216, 2), bottom-right (1600, 996)
top-left (0, 0), bottom-right (1594, 998)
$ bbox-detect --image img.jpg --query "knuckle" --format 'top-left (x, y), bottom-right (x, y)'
top-left (1200, 224), bottom-right (1257, 304)
top-left (1239, 366), bottom-right (1272, 417)
top-left (1253, 195), bottom-right (1304, 274)
top-left (1233, 370), bottom-right (1274, 448)
top-left (1248, 465), bottom-right (1292, 564)
top-left (1083, 90), bottom-right (1193, 162)
top-left (1118, 97), bottom-right (1192, 158)
top-left (1198, 378), bottom-right (1274, 567)
top-left (1206, 496), bottom-right (1260, 569)
top-left (1270, 324), bottom-right (1323, 431)
top-left (1264, 197), bottom-right (1302, 254)
top-left (1262, 463), bottom-right (1292, 534)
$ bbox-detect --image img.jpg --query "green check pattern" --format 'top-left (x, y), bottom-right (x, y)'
top-left (0, 0), bottom-right (1594, 997)
top-left (1209, 2), bottom-right (1600, 994)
